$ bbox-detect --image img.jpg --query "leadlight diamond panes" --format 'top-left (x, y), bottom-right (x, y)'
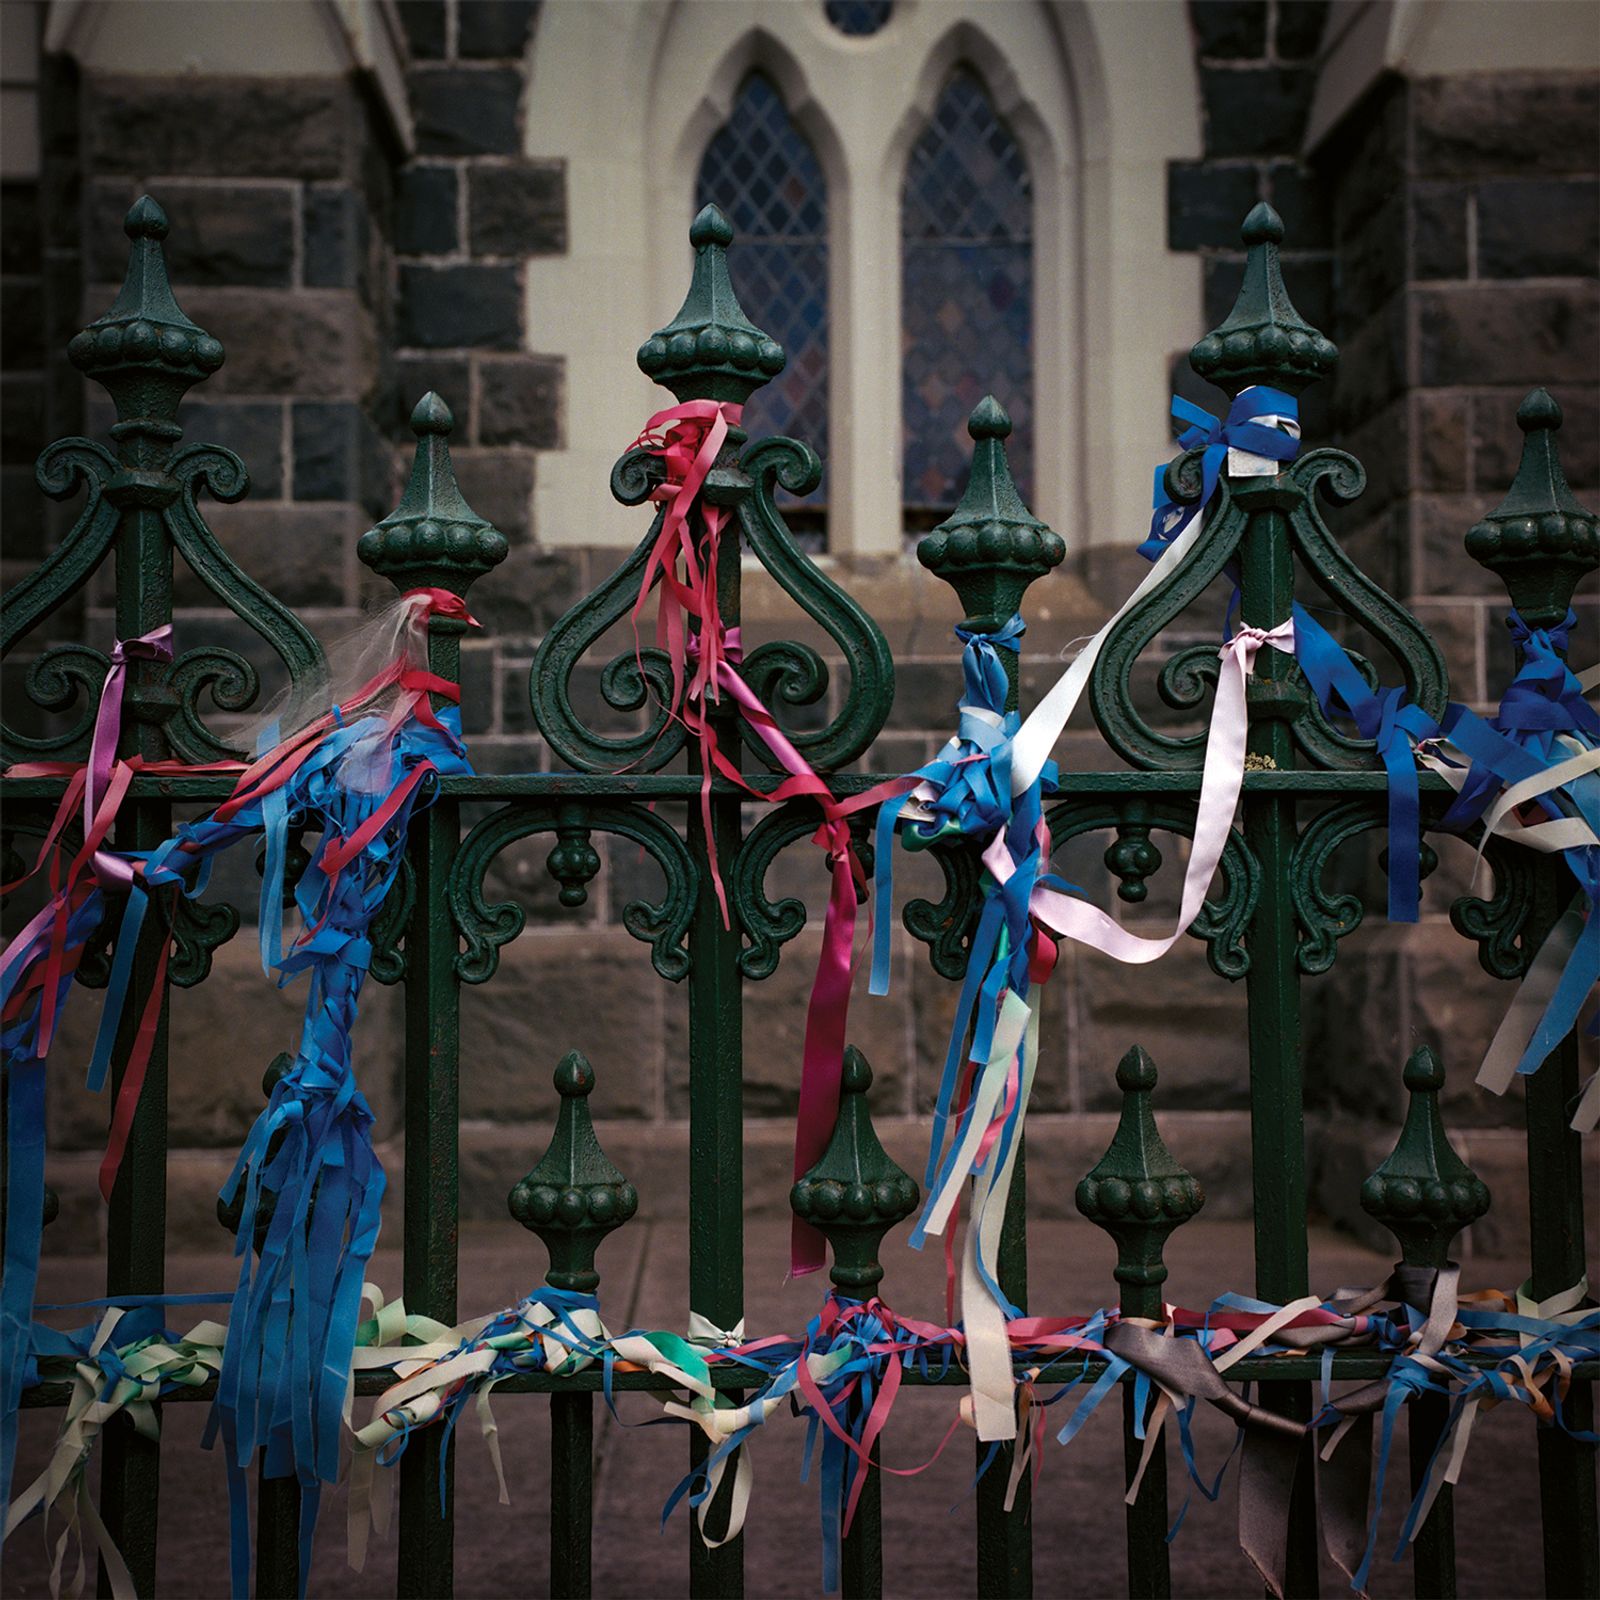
top-left (697, 72), bottom-right (829, 519)
top-left (902, 69), bottom-right (1033, 521)
top-left (825, 0), bottom-right (893, 36)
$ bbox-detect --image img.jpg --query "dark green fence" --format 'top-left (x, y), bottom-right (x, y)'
top-left (3, 193), bottom-right (1595, 1600)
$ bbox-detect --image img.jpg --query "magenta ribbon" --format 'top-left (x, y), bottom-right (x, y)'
top-left (710, 634), bottom-right (881, 1276)
top-left (625, 400), bottom-right (917, 1276)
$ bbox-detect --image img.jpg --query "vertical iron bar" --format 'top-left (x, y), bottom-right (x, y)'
top-left (1121, 1273), bottom-right (1172, 1599)
top-left (1238, 497), bottom-right (1318, 1599)
top-left (1406, 1391), bottom-right (1456, 1599)
top-left (551, 1390), bottom-right (595, 1599)
top-left (398, 624), bottom-right (463, 1599)
top-left (99, 505), bottom-right (172, 1600)
top-left (840, 1445), bottom-right (882, 1600)
top-left (253, 1473), bottom-right (302, 1600)
top-left (687, 512), bottom-right (745, 1599)
top-left (1524, 869), bottom-right (1599, 1599)
top-left (976, 632), bottom-right (1031, 1600)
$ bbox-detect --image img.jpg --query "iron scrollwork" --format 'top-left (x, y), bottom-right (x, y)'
top-left (451, 801), bottom-right (698, 985)
top-left (1450, 832), bottom-right (1542, 981)
top-left (737, 435), bottom-right (895, 774)
top-left (1044, 797), bottom-right (1260, 980)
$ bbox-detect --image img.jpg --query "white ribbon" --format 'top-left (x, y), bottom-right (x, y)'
top-left (1010, 511), bottom-right (1210, 798)
top-left (959, 988), bottom-right (1042, 1442)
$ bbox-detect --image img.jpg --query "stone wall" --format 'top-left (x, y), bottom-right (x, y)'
top-left (1301, 67), bottom-right (1600, 1249)
top-left (74, 68), bottom-right (400, 652)
top-left (9, 1), bottom-right (1597, 1266)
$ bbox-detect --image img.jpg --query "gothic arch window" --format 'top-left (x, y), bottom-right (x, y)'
top-left (901, 67), bottom-right (1033, 520)
top-left (696, 71), bottom-right (830, 512)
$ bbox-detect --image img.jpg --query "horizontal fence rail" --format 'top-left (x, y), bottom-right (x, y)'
top-left (1, 192), bottom-right (1596, 1600)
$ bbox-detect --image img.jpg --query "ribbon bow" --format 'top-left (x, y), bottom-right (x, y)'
top-left (1141, 388), bottom-right (1301, 558)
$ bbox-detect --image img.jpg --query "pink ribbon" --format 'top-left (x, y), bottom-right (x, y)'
top-left (1001, 621), bottom-right (1295, 962)
top-left (87, 625), bottom-right (172, 849)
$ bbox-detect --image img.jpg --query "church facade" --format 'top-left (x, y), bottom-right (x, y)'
top-left (2, 0), bottom-right (1596, 1249)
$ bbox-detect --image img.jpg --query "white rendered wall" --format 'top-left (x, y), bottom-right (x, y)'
top-left (1310, 0), bottom-right (1600, 149)
top-left (524, 0), bottom-right (1203, 554)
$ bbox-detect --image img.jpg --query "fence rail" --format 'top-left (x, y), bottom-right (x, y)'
top-left (2, 192), bottom-right (1596, 1600)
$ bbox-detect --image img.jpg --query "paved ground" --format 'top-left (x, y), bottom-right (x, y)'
top-left (7, 1219), bottom-right (1580, 1598)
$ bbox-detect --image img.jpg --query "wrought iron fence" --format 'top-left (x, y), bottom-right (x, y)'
top-left (2, 190), bottom-right (1596, 1600)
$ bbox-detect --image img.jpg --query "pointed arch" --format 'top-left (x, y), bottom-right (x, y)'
top-left (900, 64), bottom-right (1035, 515)
top-left (695, 70), bottom-right (831, 488)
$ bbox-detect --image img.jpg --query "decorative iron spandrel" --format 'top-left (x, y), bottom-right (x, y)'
top-left (2, 196), bottom-right (325, 767)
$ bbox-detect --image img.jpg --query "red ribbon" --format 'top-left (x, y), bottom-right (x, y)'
top-left (626, 404), bottom-right (923, 1275)
top-left (2, 590), bottom-right (474, 1197)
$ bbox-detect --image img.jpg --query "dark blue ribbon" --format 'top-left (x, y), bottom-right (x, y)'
top-left (1442, 610), bottom-right (1599, 832)
top-left (1292, 605), bottom-right (1440, 921)
top-left (1141, 388), bottom-right (1300, 559)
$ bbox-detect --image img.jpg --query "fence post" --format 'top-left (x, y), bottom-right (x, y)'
top-left (61, 197), bottom-right (212, 1598)
top-left (512, 1050), bottom-right (640, 1600)
top-left (1461, 389), bottom-right (1599, 1599)
top-left (918, 395), bottom-right (1064, 1600)
top-left (1077, 1046), bottom-right (1205, 1598)
top-left (1359, 1045), bottom-right (1490, 1598)
top-left (791, 1045), bottom-right (919, 1600)
top-left (636, 204), bottom-right (787, 1600)
top-left (1188, 203), bottom-right (1340, 1597)
top-left (359, 392), bottom-right (507, 1599)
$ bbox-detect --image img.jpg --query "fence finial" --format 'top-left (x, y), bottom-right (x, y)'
top-left (636, 203), bottom-right (787, 405)
top-left (1189, 202), bottom-right (1338, 398)
top-left (66, 195), bottom-right (225, 431)
top-left (358, 392), bottom-right (509, 601)
top-left (1361, 1046), bottom-right (1489, 1269)
top-left (1464, 389), bottom-right (1599, 629)
top-left (917, 396), bottom-right (1066, 644)
top-left (1075, 1046), bottom-right (1204, 1294)
top-left (510, 1050), bottom-right (639, 1292)
top-left (789, 1046), bottom-right (919, 1291)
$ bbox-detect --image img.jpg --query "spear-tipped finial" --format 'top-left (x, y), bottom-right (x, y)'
top-left (636, 203), bottom-right (786, 404)
top-left (1189, 203), bottom-right (1338, 398)
top-left (1360, 1046), bottom-right (1490, 1269)
top-left (65, 195), bottom-right (225, 425)
top-left (357, 392), bottom-right (509, 600)
top-left (510, 1051), bottom-right (639, 1293)
top-left (1076, 1046), bottom-right (1204, 1299)
top-left (917, 395), bottom-right (1066, 636)
top-left (790, 1047), bottom-right (919, 1291)
top-left (1464, 389), bottom-right (1599, 628)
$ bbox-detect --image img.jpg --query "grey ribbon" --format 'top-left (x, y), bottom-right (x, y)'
top-left (1102, 1322), bottom-right (1306, 1596)
top-left (1312, 1263), bottom-right (1461, 1597)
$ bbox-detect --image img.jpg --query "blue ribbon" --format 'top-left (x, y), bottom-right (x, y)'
top-left (1, 892), bottom-right (104, 1521)
top-left (1291, 605), bottom-right (1440, 921)
top-left (187, 708), bottom-right (471, 1594)
top-left (1432, 610), bottom-right (1598, 1087)
top-left (869, 615), bottom-right (1024, 998)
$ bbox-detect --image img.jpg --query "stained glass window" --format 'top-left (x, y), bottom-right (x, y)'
top-left (696, 73), bottom-right (829, 513)
top-left (825, 0), bottom-right (893, 36)
top-left (901, 69), bottom-right (1033, 519)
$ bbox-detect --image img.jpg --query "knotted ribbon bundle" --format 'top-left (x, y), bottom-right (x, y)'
top-left (1, 590), bottom-right (476, 1597)
top-left (624, 401), bottom-right (912, 1276)
top-left (4, 1297), bottom-right (230, 1599)
top-left (1418, 610), bottom-right (1599, 1127)
top-left (0, 621), bottom-right (223, 1531)
top-left (870, 390), bottom-right (1306, 1437)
